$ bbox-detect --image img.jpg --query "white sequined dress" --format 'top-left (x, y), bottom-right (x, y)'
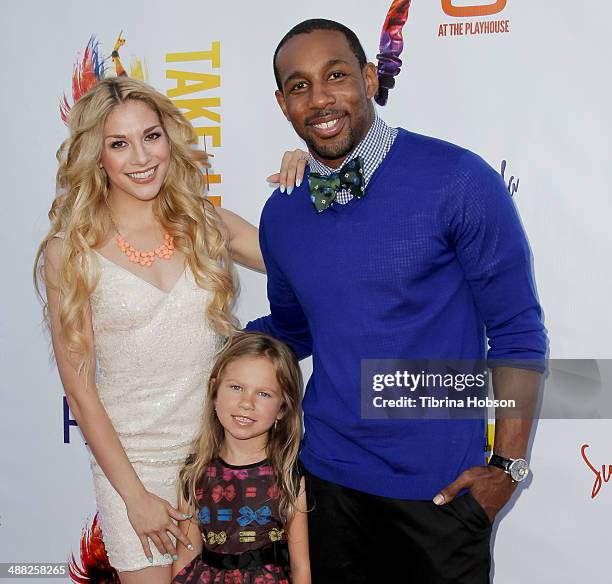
top-left (89, 251), bottom-right (222, 572)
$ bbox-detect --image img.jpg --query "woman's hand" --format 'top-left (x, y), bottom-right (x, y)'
top-left (125, 489), bottom-right (194, 562)
top-left (267, 148), bottom-right (309, 194)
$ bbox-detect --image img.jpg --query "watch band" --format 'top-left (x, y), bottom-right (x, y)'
top-left (488, 454), bottom-right (512, 472)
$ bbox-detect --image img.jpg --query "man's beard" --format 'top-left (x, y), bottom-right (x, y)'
top-left (305, 129), bottom-right (355, 164)
top-left (303, 109), bottom-right (371, 166)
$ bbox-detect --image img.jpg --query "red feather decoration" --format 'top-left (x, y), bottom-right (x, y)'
top-left (60, 36), bottom-right (105, 124)
top-left (68, 513), bottom-right (120, 584)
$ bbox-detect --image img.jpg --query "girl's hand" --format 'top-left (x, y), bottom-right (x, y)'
top-left (125, 490), bottom-right (194, 562)
top-left (267, 148), bottom-right (309, 194)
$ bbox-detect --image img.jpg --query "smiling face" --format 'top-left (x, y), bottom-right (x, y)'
top-left (99, 99), bottom-right (170, 203)
top-left (275, 29), bottom-right (378, 168)
top-left (214, 355), bottom-right (284, 448)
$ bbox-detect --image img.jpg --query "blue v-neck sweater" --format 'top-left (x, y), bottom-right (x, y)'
top-left (247, 129), bottom-right (546, 499)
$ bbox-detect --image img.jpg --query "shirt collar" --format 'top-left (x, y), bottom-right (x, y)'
top-left (308, 114), bottom-right (397, 186)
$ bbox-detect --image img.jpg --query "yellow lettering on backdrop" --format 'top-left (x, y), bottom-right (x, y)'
top-left (166, 72), bottom-right (220, 97)
top-left (166, 42), bottom-right (220, 67)
top-left (166, 42), bottom-right (222, 204)
top-left (487, 422), bottom-right (495, 454)
top-left (195, 126), bottom-right (221, 148)
top-left (172, 98), bottom-right (221, 123)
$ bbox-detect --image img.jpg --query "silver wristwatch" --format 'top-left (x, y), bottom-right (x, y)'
top-left (488, 454), bottom-right (530, 482)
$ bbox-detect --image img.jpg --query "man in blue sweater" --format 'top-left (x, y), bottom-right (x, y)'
top-left (247, 18), bottom-right (547, 583)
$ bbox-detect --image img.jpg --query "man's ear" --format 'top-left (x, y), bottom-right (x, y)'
top-left (363, 62), bottom-right (379, 101)
top-left (275, 89), bottom-right (291, 121)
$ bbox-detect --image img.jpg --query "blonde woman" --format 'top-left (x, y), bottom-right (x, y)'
top-left (34, 77), bottom-right (306, 584)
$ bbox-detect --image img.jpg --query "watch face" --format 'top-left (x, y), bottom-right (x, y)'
top-left (509, 458), bottom-right (529, 482)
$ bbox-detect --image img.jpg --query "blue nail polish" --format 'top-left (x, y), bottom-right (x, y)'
top-left (296, 179), bottom-right (302, 187)
top-left (187, 544), bottom-right (194, 551)
top-left (287, 186), bottom-right (294, 195)
top-left (182, 513), bottom-right (193, 519)
top-left (147, 557), bottom-right (153, 564)
top-left (280, 185), bottom-right (285, 193)
top-left (172, 554), bottom-right (179, 561)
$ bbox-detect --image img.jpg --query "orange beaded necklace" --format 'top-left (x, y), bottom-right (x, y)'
top-left (116, 231), bottom-right (175, 267)
top-left (107, 209), bottom-right (175, 267)
top-left (106, 200), bottom-right (174, 268)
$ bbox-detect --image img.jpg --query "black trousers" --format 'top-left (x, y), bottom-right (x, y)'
top-left (304, 468), bottom-right (491, 584)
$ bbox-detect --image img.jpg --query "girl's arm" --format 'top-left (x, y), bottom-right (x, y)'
top-left (286, 477), bottom-right (311, 584)
top-left (44, 239), bottom-right (192, 561)
top-left (171, 511), bottom-right (202, 579)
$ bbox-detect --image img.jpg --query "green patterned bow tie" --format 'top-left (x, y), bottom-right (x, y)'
top-left (308, 156), bottom-right (365, 213)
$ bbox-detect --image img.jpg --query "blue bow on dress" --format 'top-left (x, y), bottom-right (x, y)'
top-left (237, 505), bottom-right (272, 527)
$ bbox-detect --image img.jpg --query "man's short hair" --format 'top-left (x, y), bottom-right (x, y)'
top-left (273, 19), bottom-right (368, 92)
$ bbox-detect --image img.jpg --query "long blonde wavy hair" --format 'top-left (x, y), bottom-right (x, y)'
top-left (34, 77), bottom-right (238, 374)
top-left (178, 333), bottom-right (304, 523)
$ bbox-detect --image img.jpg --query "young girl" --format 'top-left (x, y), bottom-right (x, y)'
top-left (171, 332), bottom-right (310, 584)
top-left (34, 76), bottom-right (306, 583)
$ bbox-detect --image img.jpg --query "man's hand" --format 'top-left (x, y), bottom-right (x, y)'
top-left (433, 464), bottom-right (517, 523)
top-left (432, 367), bottom-right (541, 524)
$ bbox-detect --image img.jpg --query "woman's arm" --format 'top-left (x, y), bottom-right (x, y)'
top-left (286, 477), bottom-right (311, 584)
top-left (213, 148), bottom-right (310, 272)
top-left (44, 239), bottom-right (192, 561)
top-left (171, 511), bottom-right (202, 579)
top-left (216, 208), bottom-right (265, 272)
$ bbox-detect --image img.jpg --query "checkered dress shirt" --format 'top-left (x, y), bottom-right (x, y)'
top-left (308, 115), bottom-right (398, 205)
